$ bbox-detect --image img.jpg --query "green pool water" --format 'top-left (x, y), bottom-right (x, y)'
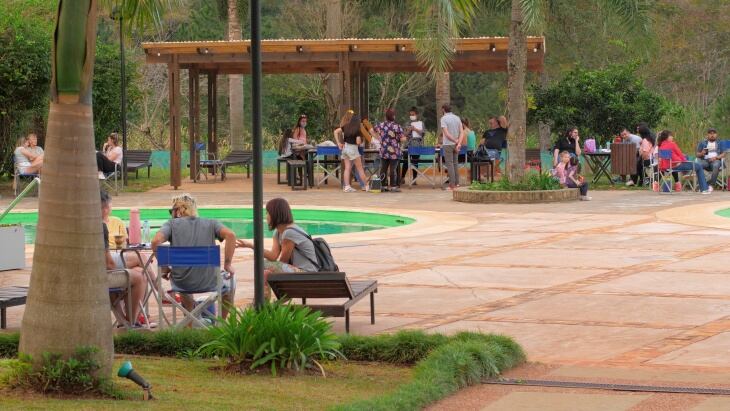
top-left (3, 208), bottom-right (414, 244)
top-left (715, 208), bottom-right (730, 219)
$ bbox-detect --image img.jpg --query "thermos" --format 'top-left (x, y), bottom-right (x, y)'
top-left (128, 208), bottom-right (141, 245)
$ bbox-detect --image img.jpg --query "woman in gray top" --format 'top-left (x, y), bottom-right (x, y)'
top-left (237, 198), bottom-right (318, 299)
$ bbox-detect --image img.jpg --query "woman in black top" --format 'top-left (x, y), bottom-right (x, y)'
top-left (553, 126), bottom-right (582, 167)
top-left (482, 117), bottom-right (507, 150)
top-left (334, 111), bottom-right (369, 192)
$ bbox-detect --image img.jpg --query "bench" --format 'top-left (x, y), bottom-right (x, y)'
top-left (221, 150), bottom-right (253, 178)
top-left (267, 272), bottom-right (377, 333)
top-left (0, 286), bottom-right (28, 329)
top-left (125, 150), bottom-right (152, 178)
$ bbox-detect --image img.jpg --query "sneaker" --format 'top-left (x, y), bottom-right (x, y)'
top-left (580, 195), bottom-right (592, 201)
top-left (361, 184), bottom-right (370, 192)
top-left (343, 186), bottom-right (356, 193)
top-left (626, 180), bottom-right (635, 187)
top-left (390, 187), bottom-right (401, 193)
top-left (708, 186), bottom-right (714, 193)
top-left (701, 190), bottom-right (712, 195)
top-left (652, 181), bottom-right (659, 192)
top-left (98, 171), bottom-right (105, 179)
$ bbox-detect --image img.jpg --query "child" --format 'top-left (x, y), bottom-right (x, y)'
top-left (555, 151), bottom-right (591, 201)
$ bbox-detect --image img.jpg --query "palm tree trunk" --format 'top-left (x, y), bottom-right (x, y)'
top-left (435, 71), bottom-right (450, 140)
top-left (20, 0), bottom-right (114, 378)
top-left (506, 0), bottom-right (527, 181)
top-left (326, 0), bottom-right (343, 114)
top-left (228, 0), bottom-right (245, 150)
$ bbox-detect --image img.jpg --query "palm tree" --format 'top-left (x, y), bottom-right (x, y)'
top-left (19, 0), bottom-right (166, 379)
top-left (228, 0), bottom-right (245, 150)
top-left (326, 0), bottom-right (343, 112)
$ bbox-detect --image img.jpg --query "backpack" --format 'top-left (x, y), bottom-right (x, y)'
top-left (286, 227), bottom-right (339, 272)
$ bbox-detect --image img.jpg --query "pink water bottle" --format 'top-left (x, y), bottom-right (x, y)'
top-left (128, 208), bottom-right (141, 245)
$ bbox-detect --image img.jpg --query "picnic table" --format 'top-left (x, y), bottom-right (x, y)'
top-left (584, 151), bottom-right (613, 184)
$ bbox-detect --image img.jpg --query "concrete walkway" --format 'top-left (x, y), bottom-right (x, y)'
top-left (2, 173), bottom-right (730, 410)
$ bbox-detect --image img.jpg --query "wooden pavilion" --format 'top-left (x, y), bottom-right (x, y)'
top-left (142, 37), bottom-right (545, 188)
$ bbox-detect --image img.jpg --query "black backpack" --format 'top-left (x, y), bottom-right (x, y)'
top-left (287, 227), bottom-right (339, 272)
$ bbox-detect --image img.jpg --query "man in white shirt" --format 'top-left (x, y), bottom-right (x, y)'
top-left (695, 128), bottom-right (724, 187)
top-left (440, 104), bottom-right (463, 191)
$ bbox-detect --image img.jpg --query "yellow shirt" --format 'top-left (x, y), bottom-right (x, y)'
top-left (106, 216), bottom-right (127, 249)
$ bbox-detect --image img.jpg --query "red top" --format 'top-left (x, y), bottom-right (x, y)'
top-left (658, 140), bottom-right (686, 171)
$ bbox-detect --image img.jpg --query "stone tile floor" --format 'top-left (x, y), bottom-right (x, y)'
top-left (2, 174), bottom-right (730, 410)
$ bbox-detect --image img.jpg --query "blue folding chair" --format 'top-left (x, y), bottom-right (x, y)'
top-left (314, 146), bottom-right (342, 187)
top-left (715, 140), bottom-right (729, 190)
top-left (156, 245), bottom-right (232, 328)
top-left (658, 149), bottom-right (696, 194)
top-left (405, 146), bottom-right (437, 188)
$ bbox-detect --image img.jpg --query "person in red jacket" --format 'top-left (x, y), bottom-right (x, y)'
top-left (657, 130), bottom-right (711, 194)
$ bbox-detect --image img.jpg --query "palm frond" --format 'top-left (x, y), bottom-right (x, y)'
top-left (480, 0), bottom-right (511, 13)
top-left (409, 0), bottom-right (480, 75)
top-left (519, 0), bottom-right (546, 32)
top-left (598, 0), bottom-right (652, 32)
top-left (100, 0), bottom-right (178, 32)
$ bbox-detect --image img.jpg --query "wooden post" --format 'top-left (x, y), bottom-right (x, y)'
top-left (168, 56), bottom-right (182, 189)
top-left (360, 68), bottom-right (369, 119)
top-left (211, 72), bottom-right (218, 158)
top-left (339, 52), bottom-right (352, 112)
top-left (188, 68), bottom-right (198, 182)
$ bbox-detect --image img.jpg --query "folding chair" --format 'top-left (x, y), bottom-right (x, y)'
top-left (642, 152), bottom-right (659, 188)
top-left (657, 149), bottom-right (696, 194)
top-left (156, 245), bottom-right (232, 328)
top-left (314, 146), bottom-right (342, 187)
top-left (406, 146), bottom-right (437, 188)
top-left (99, 162), bottom-right (121, 196)
top-left (13, 154), bottom-right (39, 197)
top-left (108, 269), bottom-right (133, 329)
top-left (715, 140), bottom-right (729, 191)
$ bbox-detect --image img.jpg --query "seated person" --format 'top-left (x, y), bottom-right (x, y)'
top-left (553, 127), bottom-right (581, 167)
top-left (237, 197), bottom-right (318, 300)
top-left (555, 151), bottom-right (591, 201)
top-left (151, 194), bottom-right (237, 319)
top-left (97, 132), bottom-right (123, 175)
top-left (14, 134), bottom-right (44, 175)
top-left (102, 193), bottom-right (146, 327)
top-left (695, 128), bottom-right (724, 187)
top-left (658, 130), bottom-right (711, 194)
top-left (101, 191), bottom-right (155, 276)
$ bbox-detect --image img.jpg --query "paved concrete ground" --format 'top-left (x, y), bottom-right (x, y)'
top-left (2, 173), bottom-right (730, 410)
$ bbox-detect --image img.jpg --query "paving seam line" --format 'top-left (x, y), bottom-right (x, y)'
top-left (486, 379), bottom-right (730, 395)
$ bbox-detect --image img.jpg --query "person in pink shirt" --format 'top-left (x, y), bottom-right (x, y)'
top-left (292, 114), bottom-right (308, 144)
top-left (555, 151), bottom-right (591, 200)
top-left (657, 130), bottom-right (711, 194)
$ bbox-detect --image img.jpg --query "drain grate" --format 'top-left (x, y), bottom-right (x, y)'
top-left (486, 378), bottom-right (730, 396)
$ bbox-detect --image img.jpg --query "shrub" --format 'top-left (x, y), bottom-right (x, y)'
top-left (339, 330), bottom-right (448, 365)
top-left (197, 301), bottom-right (342, 376)
top-left (2, 346), bottom-right (106, 394)
top-left (0, 333), bottom-right (19, 358)
top-left (333, 333), bottom-right (526, 411)
top-left (470, 171), bottom-right (560, 191)
top-left (114, 328), bottom-right (212, 358)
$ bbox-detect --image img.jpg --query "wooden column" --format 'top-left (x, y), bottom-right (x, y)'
top-left (207, 72), bottom-right (218, 158)
top-left (359, 68), bottom-right (369, 119)
top-left (168, 56), bottom-right (182, 189)
top-left (339, 52), bottom-right (352, 112)
top-left (188, 68), bottom-right (199, 181)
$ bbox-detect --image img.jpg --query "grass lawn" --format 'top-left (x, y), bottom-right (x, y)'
top-left (0, 356), bottom-right (411, 410)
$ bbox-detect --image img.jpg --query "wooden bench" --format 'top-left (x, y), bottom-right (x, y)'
top-left (0, 286), bottom-right (28, 329)
top-left (221, 150), bottom-right (253, 178)
top-left (267, 272), bottom-right (377, 333)
top-left (125, 150), bottom-right (152, 178)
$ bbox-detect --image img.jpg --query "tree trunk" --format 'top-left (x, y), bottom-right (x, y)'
top-left (435, 71), bottom-right (450, 141)
top-left (20, 0), bottom-right (113, 379)
top-left (228, 0), bottom-right (245, 150)
top-left (538, 70), bottom-right (551, 152)
top-left (506, 0), bottom-right (527, 181)
top-left (326, 0), bottom-right (343, 114)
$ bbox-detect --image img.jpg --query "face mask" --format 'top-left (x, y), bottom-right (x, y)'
top-left (300, 122), bottom-right (307, 128)
top-left (409, 116), bottom-right (417, 121)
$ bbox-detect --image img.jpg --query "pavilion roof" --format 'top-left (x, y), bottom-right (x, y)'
top-left (142, 37), bottom-right (545, 74)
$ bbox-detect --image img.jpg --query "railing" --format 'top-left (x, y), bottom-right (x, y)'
top-left (0, 177), bottom-right (40, 222)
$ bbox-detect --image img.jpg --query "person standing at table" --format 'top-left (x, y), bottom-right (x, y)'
top-left (334, 110), bottom-right (369, 193)
top-left (620, 127), bottom-right (642, 186)
top-left (374, 108), bottom-right (407, 192)
top-left (553, 126), bottom-right (582, 167)
top-left (637, 125), bottom-right (655, 186)
top-left (401, 107), bottom-right (425, 184)
top-left (440, 104), bottom-right (463, 191)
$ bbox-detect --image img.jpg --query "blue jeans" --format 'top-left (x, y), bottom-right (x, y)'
top-left (673, 162), bottom-right (708, 191)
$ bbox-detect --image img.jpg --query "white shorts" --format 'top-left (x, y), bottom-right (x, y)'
top-left (342, 143), bottom-right (361, 161)
top-left (17, 162), bottom-right (32, 174)
top-left (112, 252), bottom-right (125, 269)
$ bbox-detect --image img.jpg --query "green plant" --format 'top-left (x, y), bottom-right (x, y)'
top-left (2, 346), bottom-right (106, 394)
top-left (470, 171), bottom-right (560, 191)
top-left (0, 333), bottom-right (20, 358)
top-left (114, 328), bottom-right (212, 357)
top-left (197, 301), bottom-right (343, 376)
top-left (333, 332), bottom-right (525, 411)
top-left (339, 330), bottom-right (448, 365)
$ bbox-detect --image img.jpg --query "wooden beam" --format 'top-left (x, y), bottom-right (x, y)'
top-left (188, 68), bottom-right (198, 182)
top-left (168, 56), bottom-right (182, 189)
top-left (359, 68), bottom-right (369, 119)
top-left (339, 52), bottom-right (352, 112)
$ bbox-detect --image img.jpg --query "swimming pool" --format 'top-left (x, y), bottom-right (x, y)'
top-left (714, 208), bottom-right (730, 219)
top-left (2, 208), bottom-right (414, 244)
